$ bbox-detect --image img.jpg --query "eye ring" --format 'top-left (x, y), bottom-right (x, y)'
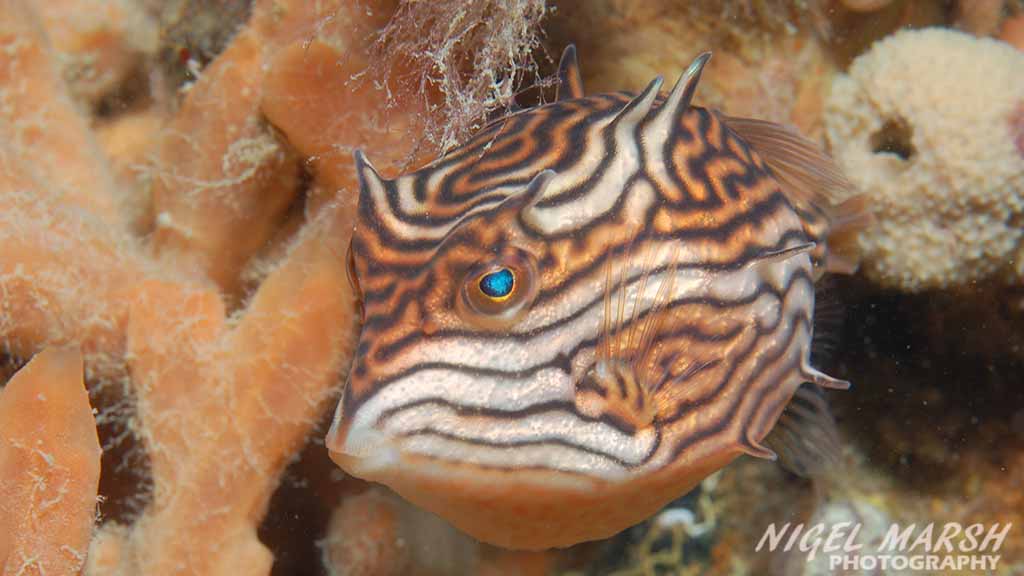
top-left (458, 249), bottom-right (538, 328)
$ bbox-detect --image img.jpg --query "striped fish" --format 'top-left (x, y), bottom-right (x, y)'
top-left (326, 46), bottom-right (868, 550)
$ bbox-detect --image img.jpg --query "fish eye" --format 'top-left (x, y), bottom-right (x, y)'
top-left (458, 250), bottom-right (538, 328)
top-left (478, 268), bottom-right (516, 301)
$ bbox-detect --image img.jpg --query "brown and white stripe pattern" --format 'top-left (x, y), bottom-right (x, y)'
top-left (326, 47), bottom-right (856, 549)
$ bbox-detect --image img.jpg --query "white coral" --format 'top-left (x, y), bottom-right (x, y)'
top-left (825, 28), bottom-right (1024, 291)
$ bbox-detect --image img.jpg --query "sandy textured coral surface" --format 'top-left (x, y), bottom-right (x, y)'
top-left (825, 27), bottom-right (1024, 291)
top-left (0, 0), bottom-right (550, 573)
top-left (0, 0), bottom-right (124, 229)
top-left (83, 0), bottom-right (443, 573)
top-left (34, 0), bottom-right (157, 107)
top-left (321, 488), bottom-right (556, 576)
top-left (150, 28), bottom-right (298, 299)
top-left (0, 348), bottom-right (101, 576)
top-left (0, 0), bottom-right (155, 375)
top-left (86, 201), bottom-right (358, 575)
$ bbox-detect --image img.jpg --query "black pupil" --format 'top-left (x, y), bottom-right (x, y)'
top-left (479, 268), bottom-right (514, 298)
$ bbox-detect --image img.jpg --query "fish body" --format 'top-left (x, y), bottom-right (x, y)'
top-left (326, 48), bottom-right (866, 550)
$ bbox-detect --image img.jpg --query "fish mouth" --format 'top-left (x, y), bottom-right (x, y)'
top-left (326, 414), bottom-right (403, 476)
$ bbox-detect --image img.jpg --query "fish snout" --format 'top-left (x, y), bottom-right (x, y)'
top-left (325, 394), bottom-right (407, 478)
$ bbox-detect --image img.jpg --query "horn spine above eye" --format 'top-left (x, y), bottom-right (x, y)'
top-left (353, 149), bottom-right (387, 187)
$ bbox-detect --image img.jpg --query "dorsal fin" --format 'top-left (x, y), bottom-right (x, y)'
top-left (724, 116), bottom-right (850, 206)
top-left (724, 116), bottom-right (873, 275)
top-left (555, 44), bottom-right (584, 101)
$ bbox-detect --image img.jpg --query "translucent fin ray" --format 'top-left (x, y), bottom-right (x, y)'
top-left (722, 116), bottom-right (852, 206)
top-left (724, 115), bottom-right (873, 275)
top-left (764, 383), bottom-right (842, 478)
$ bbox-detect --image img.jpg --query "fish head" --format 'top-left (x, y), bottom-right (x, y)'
top-left (328, 159), bottom-right (675, 466)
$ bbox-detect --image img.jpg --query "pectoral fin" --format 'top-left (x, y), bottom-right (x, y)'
top-left (763, 383), bottom-right (842, 478)
top-left (723, 114), bottom-right (873, 277)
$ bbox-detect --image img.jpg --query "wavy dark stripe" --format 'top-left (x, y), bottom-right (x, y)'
top-left (394, 427), bottom-right (647, 469)
top-left (351, 271), bottom-right (811, 424)
top-left (358, 227), bottom-right (809, 338)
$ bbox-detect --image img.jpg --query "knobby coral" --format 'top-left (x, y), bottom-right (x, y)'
top-left (825, 27), bottom-right (1024, 291)
top-left (0, 0), bottom-right (546, 574)
top-left (33, 0), bottom-right (157, 108)
top-left (320, 488), bottom-right (553, 576)
top-left (0, 348), bottom-right (100, 575)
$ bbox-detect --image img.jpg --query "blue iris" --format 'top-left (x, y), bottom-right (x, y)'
top-left (479, 268), bottom-right (515, 299)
